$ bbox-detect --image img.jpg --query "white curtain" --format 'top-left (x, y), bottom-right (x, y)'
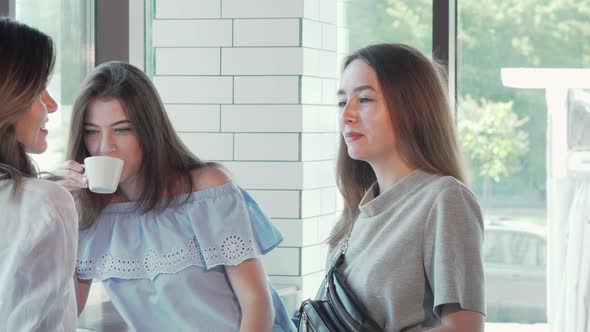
top-left (547, 88), bottom-right (590, 332)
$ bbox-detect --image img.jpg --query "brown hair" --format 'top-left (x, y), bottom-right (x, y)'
top-left (0, 17), bottom-right (55, 189)
top-left (68, 61), bottom-right (213, 229)
top-left (329, 43), bottom-right (465, 246)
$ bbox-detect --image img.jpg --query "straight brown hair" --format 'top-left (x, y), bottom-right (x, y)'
top-left (0, 17), bottom-right (55, 190)
top-left (329, 43), bottom-right (466, 246)
top-left (68, 61), bottom-right (214, 229)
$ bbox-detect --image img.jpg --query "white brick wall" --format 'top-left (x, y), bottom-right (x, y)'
top-left (234, 133), bottom-right (299, 161)
top-left (150, 0), bottom-right (340, 307)
top-left (248, 190), bottom-right (300, 219)
top-left (179, 133), bottom-right (233, 160)
top-left (302, 105), bottom-right (338, 132)
top-left (222, 0), bottom-right (304, 18)
top-left (303, 0), bottom-right (320, 20)
top-left (319, 0), bottom-right (338, 24)
top-left (155, 0), bottom-right (220, 19)
top-left (301, 76), bottom-right (323, 105)
top-left (224, 162), bottom-right (303, 189)
top-left (165, 104), bottom-right (220, 132)
top-left (301, 133), bottom-right (338, 161)
top-left (221, 105), bottom-right (303, 132)
top-left (156, 48), bottom-right (220, 75)
top-left (152, 20), bottom-right (232, 47)
top-left (222, 48), bottom-right (303, 75)
top-left (302, 19), bottom-right (322, 49)
top-left (234, 76), bottom-right (299, 104)
top-left (233, 19), bottom-right (300, 47)
top-left (153, 76), bottom-right (232, 104)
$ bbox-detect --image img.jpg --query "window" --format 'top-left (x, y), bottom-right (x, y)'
top-left (341, 0), bottom-right (432, 57)
top-left (458, 0), bottom-right (589, 326)
top-left (15, 0), bottom-right (94, 171)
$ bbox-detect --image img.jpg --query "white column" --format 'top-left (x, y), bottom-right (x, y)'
top-left (149, 0), bottom-right (340, 311)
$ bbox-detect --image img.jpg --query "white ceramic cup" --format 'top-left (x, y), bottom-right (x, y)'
top-left (82, 156), bottom-right (124, 194)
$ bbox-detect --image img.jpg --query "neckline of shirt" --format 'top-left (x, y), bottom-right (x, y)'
top-left (358, 169), bottom-right (434, 218)
top-left (100, 180), bottom-right (239, 214)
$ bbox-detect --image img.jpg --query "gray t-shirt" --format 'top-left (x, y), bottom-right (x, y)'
top-left (328, 169), bottom-right (485, 331)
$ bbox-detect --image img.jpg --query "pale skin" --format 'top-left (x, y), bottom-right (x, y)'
top-left (338, 59), bottom-right (484, 332)
top-left (59, 98), bottom-right (274, 332)
top-left (14, 89), bottom-right (58, 154)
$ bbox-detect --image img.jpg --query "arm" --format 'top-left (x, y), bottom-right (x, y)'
top-left (225, 258), bottom-right (275, 332)
top-left (424, 186), bottom-right (486, 332)
top-left (426, 304), bottom-right (484, 332)
top-left (75, 276), bottom-right (93, 315)
top-left (6, 207), bottom-right (77, 330)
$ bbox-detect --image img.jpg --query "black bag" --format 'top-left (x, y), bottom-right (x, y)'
top-left (297, 252), bottom-right (383, 332)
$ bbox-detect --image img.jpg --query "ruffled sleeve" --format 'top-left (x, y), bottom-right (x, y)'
top-left (189, 184), bottom-right (284, 269)
top-left (76, 181), bottom-right (284, 280)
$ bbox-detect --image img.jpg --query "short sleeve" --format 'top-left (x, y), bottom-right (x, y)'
top-left (423, 185), bottom-right (486, 317)
top-left (189, 186), bottom-right (283, 270)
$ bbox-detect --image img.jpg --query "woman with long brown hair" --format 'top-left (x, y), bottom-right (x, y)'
top-left (57, 61), bottom-right (295, 332)
top-left (326, 43), bottom-right (485, 331)
top-left (0, 17), bottom-right (78, 330)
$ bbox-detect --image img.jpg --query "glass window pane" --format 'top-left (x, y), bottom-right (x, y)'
top-left (342, 0), bottom-right (432, 56)
top-left (568, 89), bottom-right (590, 149)
top-left (15, 0), bottom-right (94, 171)
top-left (458, 0), bottom-right (590, 327)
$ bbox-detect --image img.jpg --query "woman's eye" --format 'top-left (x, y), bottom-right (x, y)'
top-left (114, 128), bottom-right (131, 134)
top-left (337, 101), bottom-right (347, 108)
top-left (359, 97), bottom-right (372, 103)
top-left (84, 129), bottom-right (98, 135)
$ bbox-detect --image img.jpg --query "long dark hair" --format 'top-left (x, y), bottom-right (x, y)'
top-left (68, 61), bottom-right (214, 229)
top-left (329, 43), bottom-right (465, 246)
top-left (0, 17), bottom-right (55, 189)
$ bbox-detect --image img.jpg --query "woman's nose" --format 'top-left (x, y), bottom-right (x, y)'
top-left (41, 90), bottom-right (58, 113)
top-left (98, 133), bottom-right (116, 155)
top-left (342, 103), bottom-right (358, 124)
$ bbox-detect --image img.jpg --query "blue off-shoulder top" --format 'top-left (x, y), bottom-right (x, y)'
top-left (76, 181), bottom-right (296, 332)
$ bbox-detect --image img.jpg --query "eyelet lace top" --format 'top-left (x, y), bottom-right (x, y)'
top-left (75, 181), bottom-right (295, 332)
top-left (76, 181), bottom-right (282, 280)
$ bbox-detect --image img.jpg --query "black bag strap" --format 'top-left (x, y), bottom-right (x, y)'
top-left (315, 237), bottom-right (349, 300)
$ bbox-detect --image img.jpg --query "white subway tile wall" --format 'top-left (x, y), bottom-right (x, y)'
top-left (156, 48), bottom-right (220, 75)
top-left (165, 105), bottom-right (220, 132)
top-left (155, 0), bottom-right (221, 19)
top-left (152, 20), bottom-right (232, 47)
top-left (150, 0), bottom-right (340, 309)
top-left (153, 76), bottom-right (232, 104)
top-left (233, 19), bottom-right (300, 47)
top-left (222, 48), bottom-right (303, 75)
top-left (221, 105), bottom-right (303, 132)
top-left (234, 133), bottom-right (300, 161)
top-left (222, 0), bottom-right (304, 18)
top-left (233, 76), bottom-right (300, 104)
top-left (302, 19), bottom-right (323, 49)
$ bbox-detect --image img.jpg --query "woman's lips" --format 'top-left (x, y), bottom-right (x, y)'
top-left (345, 132), bottom-right (363, 142)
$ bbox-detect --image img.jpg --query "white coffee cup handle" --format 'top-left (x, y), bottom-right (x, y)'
top-left (79, 164), bottom-right (89, 187)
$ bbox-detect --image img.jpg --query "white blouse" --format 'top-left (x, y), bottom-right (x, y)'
top-left (0, 178), bottom-right (78, 331)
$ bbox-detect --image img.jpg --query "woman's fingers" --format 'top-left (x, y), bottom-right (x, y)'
top-left (53, 161), bottom-right (88, 194)
top-left (57, 160), bottom-right (85, 173)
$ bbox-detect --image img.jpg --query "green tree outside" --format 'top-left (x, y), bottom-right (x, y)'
top-left (458, 96), bottom-right (529, 203)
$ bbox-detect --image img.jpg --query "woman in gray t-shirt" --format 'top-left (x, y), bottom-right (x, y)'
top-left (330, 43), bottom-right (485, 331)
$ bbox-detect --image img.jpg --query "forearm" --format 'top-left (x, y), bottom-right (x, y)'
top-left (74, 275), bottom-right (92, 316)
top-left (239, 299), bottom-right (275, 332)
top-left (426, 307), bottom-right (484, 332)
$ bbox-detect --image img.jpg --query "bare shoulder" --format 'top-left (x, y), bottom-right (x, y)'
top-left (191, 165), bottom-right (232, 191)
